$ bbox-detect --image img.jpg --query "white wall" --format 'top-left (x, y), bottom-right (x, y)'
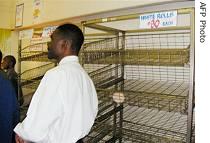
top-left (0, 0), bottom-right (16, 29)
top-left (16, 0), bottom-right (177, 28)
top-left (0, 0), bottom-right (17, 69)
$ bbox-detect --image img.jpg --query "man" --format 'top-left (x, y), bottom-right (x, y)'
top-left (0, 73), bottom-right (20, 143)
top-left (2, 55), bottom-right (24, 106)
top-left (14, 24), bottom-right (98, 143)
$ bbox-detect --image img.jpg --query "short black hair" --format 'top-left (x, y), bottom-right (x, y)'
top-left (4, 55), bottom-right (16, 67)
top-left (56, 23), bottom-right (84, 55)
top-left (0, 50), bottom-right (2, 62)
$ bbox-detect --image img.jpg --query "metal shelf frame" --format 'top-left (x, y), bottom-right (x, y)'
top-left (81, 6), bottom-right (194, 143)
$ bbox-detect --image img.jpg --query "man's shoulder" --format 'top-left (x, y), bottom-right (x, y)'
top-left (0, 69), bottom-right (7, 79)
top-left (0, 73), bottom-right (15, 94)
top-left (44, 66), bottom-right (64, 78)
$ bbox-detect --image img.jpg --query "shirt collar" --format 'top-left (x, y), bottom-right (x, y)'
top-left (58, 56), bottom-right (79, 65)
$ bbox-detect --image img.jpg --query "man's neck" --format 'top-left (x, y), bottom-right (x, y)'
top-left (57, 53), bottom-right (77, 63)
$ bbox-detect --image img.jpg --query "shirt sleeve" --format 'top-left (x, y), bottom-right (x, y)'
top-left (14, 70), bottom-right (63, 142)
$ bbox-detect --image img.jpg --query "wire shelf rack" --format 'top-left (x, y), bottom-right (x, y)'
top-left (88, 64), bottom-right (123, 89)
top-left (82, 32), bottom-right (190, 66)
top-left (21, 63), bottom-right (55, 89)
top-left (20, 42), bottom-right (55, 62)
top-left (84, 86), bottom-right (123, 142)
top-left (122, 80), bottom-right (188, 113)
top-left (85, 63), bottom-right (189, 113)
top-left (81, 27), bottom-right (192, 142)
top-left (121, 106), bottom-right (195, 143)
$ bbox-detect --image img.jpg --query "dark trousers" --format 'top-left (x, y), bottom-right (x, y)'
top-left (76, 138), bottom-right (84, 143)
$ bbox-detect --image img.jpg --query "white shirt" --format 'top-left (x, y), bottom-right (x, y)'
top-left (14, 56), bottom-right (98, 143)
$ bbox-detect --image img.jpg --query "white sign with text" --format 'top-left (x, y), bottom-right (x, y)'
top-left (42, 26), bottom-right (57, 38)
top-left (139, 10), bottom-right (177, 29)
top-left (19, 29), bottom-right (34, 40)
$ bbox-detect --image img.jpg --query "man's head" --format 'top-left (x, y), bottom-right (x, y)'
top-left (2, 55), bottom-right (16, 70)
top-left (47, 23), bottom-right (84, 62)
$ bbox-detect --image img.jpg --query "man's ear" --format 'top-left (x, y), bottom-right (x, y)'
top-left (65, 39), bottom-right (72, 49)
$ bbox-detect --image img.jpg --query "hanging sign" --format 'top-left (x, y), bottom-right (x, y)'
top-left (33, 0), bottom-right (42, 24)
top-left (19, 29), bottom-right (34, 40)
top-left (42, 26), bottom-right (57, 38)
top-left (15, 4), bottom-right (24, 27)
top-left (139, 10), bottom-right (177, 29)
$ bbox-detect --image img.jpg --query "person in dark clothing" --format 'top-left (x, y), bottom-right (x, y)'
top-left (0, 50), bottom-right (7, 78)
top-left (0, 73), bottom-right (20, 143)
top-left (2, 55), bottom-right (24, 106)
